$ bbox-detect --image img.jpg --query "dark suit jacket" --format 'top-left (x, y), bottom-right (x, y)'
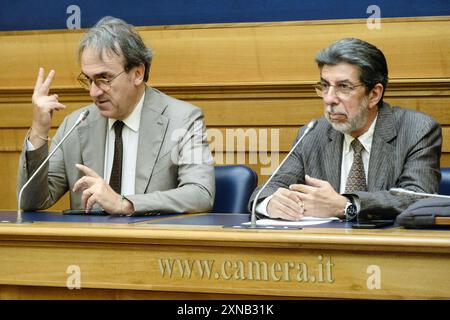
top-left (249, 103), bottom-right (442, 219)
top-left (18, 87), bottom-right (215, 214)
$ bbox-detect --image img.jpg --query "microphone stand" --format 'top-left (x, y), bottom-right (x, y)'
top-left (240, 120), bottom-right (318, 229)
top-left (13, 110), bottom-right (90, 224)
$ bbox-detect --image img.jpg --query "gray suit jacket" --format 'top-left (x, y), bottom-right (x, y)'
top-left (249, 103), bottom-right (442, 219)
top-left (18, 87), bottom-right (215, 214)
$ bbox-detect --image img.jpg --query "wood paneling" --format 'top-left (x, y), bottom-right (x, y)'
top-left (1, 219), bottom-right (450, 299)
top-left (0, 17), bottom-right (449, 210)
top-left (1, 17), bottom-right (449, 87)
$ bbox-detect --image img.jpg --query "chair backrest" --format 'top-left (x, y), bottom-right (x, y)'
top-left (439, 167), bottom-right (450, 195)
top-left (212, 165), bottom-right (258, 213)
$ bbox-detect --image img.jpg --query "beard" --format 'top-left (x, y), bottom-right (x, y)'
top-left (325, 99), bottom-right (370, 134)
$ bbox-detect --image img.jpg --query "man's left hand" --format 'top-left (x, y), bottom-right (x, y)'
top-left (289, 175), bottom-right (347, 218)
top-left (72, 164), bottom-right (134, 215)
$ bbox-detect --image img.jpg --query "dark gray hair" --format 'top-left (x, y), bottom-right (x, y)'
top-left (78, 16), bottom-right (153, 82)
top-left (315, 38), bottom-right (388, 106)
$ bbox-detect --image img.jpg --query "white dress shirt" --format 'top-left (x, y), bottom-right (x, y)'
top-left (104, 91), bottom-right (145, 196)
top-left (256, 115), bottom-right (378, 216)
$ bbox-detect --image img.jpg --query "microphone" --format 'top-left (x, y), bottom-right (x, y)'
top-left (389, 188), bottom-right (450, 199)
top-left (15, 109), bottom-right (90, 224)
top-left (248, 119), bottom-right (318, 228)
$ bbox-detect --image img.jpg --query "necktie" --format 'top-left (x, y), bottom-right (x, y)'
top-left (109, 120), bottom-right (124, 194)
top-left (345, 138), bottom-right (367, 193)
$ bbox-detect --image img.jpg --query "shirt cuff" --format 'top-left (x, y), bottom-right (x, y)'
top-left (25, 138), bottom-right (36, 151)
top-left (255, 195), bottom-right (273, 217)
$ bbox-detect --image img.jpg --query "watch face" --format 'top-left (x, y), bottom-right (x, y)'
top-left (346, 204), bottom-right (358, 220)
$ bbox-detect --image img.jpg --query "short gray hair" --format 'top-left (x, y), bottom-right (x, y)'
top-left (78, 16), bottom-right (153, 82)
top-left (315, 38), bottom-right (388, 106)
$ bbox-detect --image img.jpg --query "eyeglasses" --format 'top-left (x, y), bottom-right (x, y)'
top-left (314, 81), bottom-right (364, 98)
top-left (77, 70), bottom-right (126, 92)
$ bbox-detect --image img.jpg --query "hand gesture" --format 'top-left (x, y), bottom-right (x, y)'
top-left (73, 164), bottom-right (134, 215)
top-left (30, 68), bottom-right (66, 146)
top-left (289, 175), bottom-right (347, 218)
top-left (267, 187), bottom-right (305, 221)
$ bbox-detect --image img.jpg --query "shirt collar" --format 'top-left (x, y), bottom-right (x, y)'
top-left (108, 91), bottom-right (145, 133)
top-left (343, 114), bottom-right (378, 154)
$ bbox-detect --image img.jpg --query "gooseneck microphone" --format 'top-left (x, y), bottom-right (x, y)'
top-left (249, 119), bottom-right (318, 228)
top-left (16, 110), bottom-right (89, 224)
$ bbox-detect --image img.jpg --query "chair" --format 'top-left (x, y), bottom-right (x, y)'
top-left (439, 167), bottom-right (450, 195)
top-left (212, 165), bottom-right (258, 213)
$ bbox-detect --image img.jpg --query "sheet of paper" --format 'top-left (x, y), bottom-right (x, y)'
top-left (242, 216), bottom-right (339, 227)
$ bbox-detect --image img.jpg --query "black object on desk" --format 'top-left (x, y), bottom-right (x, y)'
top-left (352, 220), bottom-right (395, 229)
top-left (396, 197), bottom-right (450, 229)
top-left (63, 209), bottom-right (110, 216)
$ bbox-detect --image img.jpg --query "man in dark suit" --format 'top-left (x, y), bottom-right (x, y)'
top-left (18, 16), bottom-right (215, 215)
top-left (249, 38), bottom-right (442, 221)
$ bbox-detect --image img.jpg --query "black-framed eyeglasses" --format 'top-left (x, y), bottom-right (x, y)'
top-left (314, 81), bottom-right (364, 98)
top-left (77, 70), bottom-right (126, 92)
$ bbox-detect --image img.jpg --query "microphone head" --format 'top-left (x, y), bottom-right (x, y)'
top-left (389, 188), bottom-right (404, 196)
top-left (81, 110), bottom-right (89, 121)
top-left (305, 119), bottom-right (318, 131)
top-left (75, 110), bottom-right (90, 124)
top-left (389, 188), bottom-right (420, 197)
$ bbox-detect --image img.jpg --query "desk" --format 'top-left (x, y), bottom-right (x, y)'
top-left (0, 212), bottom-right (449, 299)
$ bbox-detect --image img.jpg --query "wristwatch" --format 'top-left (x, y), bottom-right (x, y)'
top-left (344, 200), bottom-right (358, 221)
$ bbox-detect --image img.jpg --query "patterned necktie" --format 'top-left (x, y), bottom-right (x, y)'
top-left (109, 120), bottom-right (124, 194)
top-left (345, 138), bottom-right (367, 193)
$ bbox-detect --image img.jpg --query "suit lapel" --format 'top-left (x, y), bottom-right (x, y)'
top-left (368, 103), bottom-right (397, 191)
top-left (324, 127), bottom-right (343, 191)
top-left (79, 108), bottom-right (107, 177)
top-left (135, 88), bottom-right (169, 194)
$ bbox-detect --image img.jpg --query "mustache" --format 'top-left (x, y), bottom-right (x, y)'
top-left (326, 106), bottom-right (347, 116)
top-left (94, 96), bottom-right (109, 103)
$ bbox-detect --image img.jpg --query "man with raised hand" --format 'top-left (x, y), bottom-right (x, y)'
top-left (18, 16), bottom-right (215, 215)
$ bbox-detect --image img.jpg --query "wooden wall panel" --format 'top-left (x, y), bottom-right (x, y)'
top-left (0, 17), bottom-right (449, 88)
top-left (0, 17), bottom-right (449, 210)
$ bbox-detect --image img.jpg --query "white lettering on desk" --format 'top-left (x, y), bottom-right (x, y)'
top-left (158, 255), bottom-right (335, 284)
top-left (66, 264), bottom-right (81, 289)
top-left (366, 264), bottom-right (381, 289)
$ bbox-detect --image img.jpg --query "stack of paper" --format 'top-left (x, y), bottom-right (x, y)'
top-left (243, 216), bottom-right (339, 227)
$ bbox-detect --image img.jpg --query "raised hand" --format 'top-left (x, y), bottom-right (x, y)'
top-left (29, 68), bottom-right (66, 147)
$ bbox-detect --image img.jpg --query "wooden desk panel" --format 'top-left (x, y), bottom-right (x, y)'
top-left (0, 219), bottom-right (449, 299)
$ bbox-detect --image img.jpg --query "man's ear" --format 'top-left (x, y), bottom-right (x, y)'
top-left (368, 83), bottom-right (384, 109)
top-left (133, 64), bottom-right (145, 85)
